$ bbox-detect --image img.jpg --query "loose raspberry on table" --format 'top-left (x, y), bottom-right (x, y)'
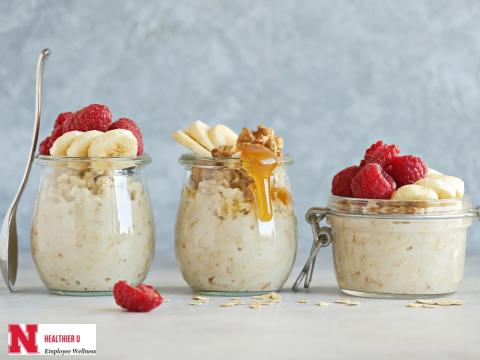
top-left (109, 118), bottom-right (144, 155)
top-left (113, 281), bottom-right (163, 312)
top-left (351, 163), bottom-right (397, 199)
top-left (69, 104), bottom-right (112, 132)
top-left (331, 165), bottom-right (360, 197)
top-left (385, 155), bottom-right (427, 187)
top-left (360, 140), bottom-right (400, 168)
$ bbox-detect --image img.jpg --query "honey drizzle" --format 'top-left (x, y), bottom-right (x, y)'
top-left (239, 143), bottom-right (278, 222)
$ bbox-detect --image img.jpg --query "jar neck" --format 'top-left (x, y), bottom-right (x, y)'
top-left (34, 154), bottom-right (151, 170)
top-left (327, 195), bottom-right (474, 219)
top-left (178, 153), bottom-right (293, 169)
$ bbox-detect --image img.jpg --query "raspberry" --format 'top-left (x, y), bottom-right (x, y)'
top-left (331, 166), bottom-right (360, 197)
top-left (351, 163), bottom-right (397, 199)
top-left (39, 136), bottom-right (52, 155)
top-left (113, 281), bottom-right (163, 312)
top-left (53, 112), bottom-right (73, 129)
top-left (109, 118), bottom-right (144, 155)
top-left (68, 104), bottom-right (112, 132)
top-left (361, 141), bottom-right (400, 168)
top-left (385, 155), bottom-right (427, 187)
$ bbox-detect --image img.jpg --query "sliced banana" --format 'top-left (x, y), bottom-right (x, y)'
top-left (441, 175), bottom-right (464, 198)
top-left (208, 124), bottom-right (238, 147)
top-left (391, 185), bottom-right (439, 201)
top-left (66, 130), bottom-right (103, 157)
top-left (184, 121), bottom-right (215, 151)
top-left (426, 168), bottom-right (443, 178)
top-left (172, 130), bottom-right (211, 157)
top-left (88, 129), bottom-right (138, 157)
top-left (415, 178), bottom-right (456, 199)
top-left (50, 131), bottom-right (83, 156)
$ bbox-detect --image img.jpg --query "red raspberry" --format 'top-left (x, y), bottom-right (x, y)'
top-left (351, 163), bottom-right (396, 199)
top-left (113, 281), bottom-right (163, 312)
top-left (361, 141), bottom-right (400, 167)
top-left (39, 136), bottom-right (52, 155)
top-left (109, 118), bottom-right (144, 155)
top-left (331, 165), bottom-right (360, 197)
top-left (68, 104), bottom-right (112, 132)
top-left (385, 155), bottom-right (427, 186)
top-left (53, 112), bottom-right (73, 129)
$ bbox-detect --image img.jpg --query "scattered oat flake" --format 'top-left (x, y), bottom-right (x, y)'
top-left (249, 303), bottom-right (262, 309)
top-left (220, 302), bottom-right (236, 307)
top-left (406, 303), bottom-right (423, 308)
top-left (192, 295), bottom-right (209, 301)
top-left (189, 301), bottom-right (203, 306)
top-left (252, 292), bottom-right (282, 301)
top-left (335, 299), bottom-right (360, 306)
top-left (316, 301), bottom-right (330, 306)
top-left (421, 304), bottom-right (437, 308)
top-left (416, 299), bottom-right (463, 306)
top-left (231, 299), bottom-right (247, 305)
top-left (297, 299), bottom-right (309, 304)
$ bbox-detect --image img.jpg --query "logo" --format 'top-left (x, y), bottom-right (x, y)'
top-left (8, 324), bottom-right (39, 354)
top-left (8, 324), bottom-right (96, 356)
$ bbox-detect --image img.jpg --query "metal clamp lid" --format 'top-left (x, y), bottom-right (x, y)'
top-left (292, 207), bottom-right (332, 291)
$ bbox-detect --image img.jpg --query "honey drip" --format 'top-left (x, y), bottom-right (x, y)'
top-left (239, 143), bottom-right (278, 222)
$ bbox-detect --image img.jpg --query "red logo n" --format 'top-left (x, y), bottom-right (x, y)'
top-left (8, 324), bottom-right (39, 354)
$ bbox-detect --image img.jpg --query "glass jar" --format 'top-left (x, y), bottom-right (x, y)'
top-left (175, 154), bottom-right (297, 295)
top-left (295, 196), bottom-right (476, 298)
top-left (31, 155), bottom-right (155, 296)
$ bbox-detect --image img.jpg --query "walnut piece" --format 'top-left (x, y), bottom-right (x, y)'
top-left (212, 145), bottom-right (237, 158)
top-left (237, 125), bottom-right (283, 156)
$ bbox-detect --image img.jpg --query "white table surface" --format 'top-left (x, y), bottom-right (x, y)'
top-left (1, 251), bottom-right (479, 360)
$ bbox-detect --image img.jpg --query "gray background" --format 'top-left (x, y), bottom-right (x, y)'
top-left (1, 0), bottom-right (480, 262)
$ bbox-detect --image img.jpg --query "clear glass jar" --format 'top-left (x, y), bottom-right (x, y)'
top-left (296, 196), bottom-right (476, 298)
top-left (175, 154), bottom-right (297, 295)
top-left (31, 155), bottom-right (155, 296)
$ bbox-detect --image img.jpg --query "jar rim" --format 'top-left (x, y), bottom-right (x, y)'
top-left (178, 153), bottom-right (293, 168)
top-left (327, 195), bottom-right (475, 219)
top-left (34, 154), bottom-right (152, 167)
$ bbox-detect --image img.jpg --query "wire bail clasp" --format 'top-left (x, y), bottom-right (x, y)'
top-left (292, 207), bottom-right (332, 291)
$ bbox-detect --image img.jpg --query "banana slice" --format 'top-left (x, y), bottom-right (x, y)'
top-left (88, 129), bottom-right (138, 157)
top-left (172, 130), bottom-right (211, 157)
top-left (50, 131), bottom-right (83, 156)
top-left (426, 168), bottom-right (443, 178)
top-left (66, 130), bottom-right (103, 157)
top-left (391, 185), bottom-right (439, 201)
top-left (208, 124), bottom-right (238, 147)
top-left (184, 121), bottom-right (215, 151)
top-left (440, 175), bottom-right (464, 198)
top-left (415, 178), bottom-right (456, 199)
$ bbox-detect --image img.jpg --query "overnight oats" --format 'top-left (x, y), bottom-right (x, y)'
top-left (173, 122), bottom-right (297, 294)
top-left (295, 141), bottom-right (475, 298)
top-left (32, 104), bottom-right (155, 295)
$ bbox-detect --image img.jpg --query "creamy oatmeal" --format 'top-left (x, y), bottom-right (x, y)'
top-left (31, 164), bottom-right (155, 293)
top-left (175, 168), bottom-right (296, 292)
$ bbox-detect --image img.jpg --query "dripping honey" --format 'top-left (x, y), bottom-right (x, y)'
top-left (239, 143), bottom-right (278, 222)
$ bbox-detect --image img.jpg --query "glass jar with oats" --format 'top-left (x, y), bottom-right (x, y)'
top-left (31, 155), bottom-right (155, 296)
top-left (173, 124), bottom-right (297, 295)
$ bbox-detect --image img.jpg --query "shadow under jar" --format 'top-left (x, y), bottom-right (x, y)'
top-left (299, 196), bottom-right (476, 299)
top-left (175, 154), bottom-right (297, 296)
top-left (31, 155), bottom-right (155, 296)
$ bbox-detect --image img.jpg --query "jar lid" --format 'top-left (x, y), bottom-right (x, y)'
top-left (178, 153), bottom-right (293, 168)
top-left (327, 195), bottom-right (476, 219)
